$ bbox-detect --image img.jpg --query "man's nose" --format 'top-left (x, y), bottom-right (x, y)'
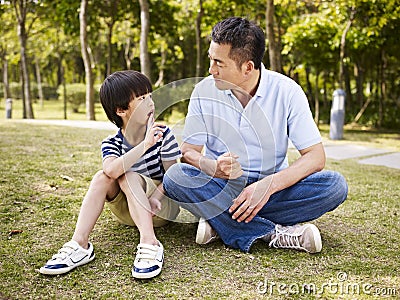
top-left (209, 61), bottom-right (218, 75)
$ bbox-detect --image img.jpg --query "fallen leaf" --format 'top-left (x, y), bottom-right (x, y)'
top-left (61, 175), bottom-right (74, 181)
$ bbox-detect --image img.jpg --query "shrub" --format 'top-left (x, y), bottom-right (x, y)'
top-left (7, 82), bottom-right (58, 100)
top-left (57, 83), bottom-right (100, 113)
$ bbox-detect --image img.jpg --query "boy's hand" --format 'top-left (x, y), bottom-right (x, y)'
top-left (144, 112), bottom-right (166, 149)
top-left (148, 196), bottom-right (162, 216)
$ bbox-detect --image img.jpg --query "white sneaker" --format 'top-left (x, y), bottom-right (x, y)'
top-left (196, 218), bottom-right (219, 244)
top-left (39, 240), bottom-right (95, 275)
top-left (268, 224), bottom-right (322, 254)
top-left (132, 241), bottom-right (164, 279)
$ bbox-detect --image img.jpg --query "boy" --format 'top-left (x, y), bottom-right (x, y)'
top-left (40, 70), bottom-right (181, 279)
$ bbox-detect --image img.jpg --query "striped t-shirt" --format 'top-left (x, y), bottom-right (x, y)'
top-left (101, 126), bottom-right (181, 181)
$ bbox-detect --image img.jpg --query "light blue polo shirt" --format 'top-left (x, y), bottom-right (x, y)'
top-left (183, 64), bottom-right (321, 179)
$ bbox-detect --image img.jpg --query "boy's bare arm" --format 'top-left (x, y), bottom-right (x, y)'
top-left (103, 118), bottom-right (166, 179)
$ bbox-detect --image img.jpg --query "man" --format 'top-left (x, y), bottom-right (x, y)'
top-left (163, 17), bottom-right (347, 253)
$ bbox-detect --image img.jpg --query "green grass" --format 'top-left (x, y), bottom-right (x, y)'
top-left (0, 98), bottom-right (108, 121)
top-left (0, 120), bottom-right (399, 299)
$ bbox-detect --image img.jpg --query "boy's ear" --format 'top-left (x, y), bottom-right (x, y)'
top-left (116, 107), bottom-right (126, 117)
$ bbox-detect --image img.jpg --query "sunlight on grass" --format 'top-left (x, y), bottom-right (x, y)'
top-left (0, 98), bottom-right (108, 121)
top-left (0, 120), bottom-right (399, 299)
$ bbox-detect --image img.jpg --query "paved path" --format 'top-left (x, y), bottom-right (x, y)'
top-left (15, 119), bottom-right (400, 170)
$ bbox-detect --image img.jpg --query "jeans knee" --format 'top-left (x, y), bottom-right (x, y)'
top-left (327, 171), bottom-right (348, 208)
top-left (164, 163), bottom-right (193, 186)
top-left (336, 172), bottom-right (348, 201)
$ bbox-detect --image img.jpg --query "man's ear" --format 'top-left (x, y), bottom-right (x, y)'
top-left (243, 61), bottom-right (255, 75)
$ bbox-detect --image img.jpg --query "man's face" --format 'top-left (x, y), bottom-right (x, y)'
top-left (208, 41), bottom-right (245, 91)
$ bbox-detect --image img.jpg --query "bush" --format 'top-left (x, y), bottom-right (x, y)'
top-left (9, 82), bottom-right (23, 99)
top-left (7, 82), bottom-right (58, 100)
top-left (57, 83), bottom-right (100, 113)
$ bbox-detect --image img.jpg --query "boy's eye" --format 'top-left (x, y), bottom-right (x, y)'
top-left (138, 94), bottom-right (151, 101)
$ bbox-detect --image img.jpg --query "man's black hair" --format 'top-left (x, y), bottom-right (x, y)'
top-left (211, 17), bottom-right (265, 70)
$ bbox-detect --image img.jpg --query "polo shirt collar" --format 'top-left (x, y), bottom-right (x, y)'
top-left (224, 63), bottom-right (268, 100)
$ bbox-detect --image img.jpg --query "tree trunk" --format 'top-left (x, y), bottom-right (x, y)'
top-left (106, 21), bottom-right (113, 76)
top-left (2, 54), bottom-right (11, 100)
top-left (20, 61), bottom-right (26, 118)
top-left (323, 71), bottom-right (328, 109)
top-left (314, 70), bottom-right (320, 126)
top-left (35, 56), bottom-right (44, 107)
top-left (105, 0), bottom-right (118, 76)
top-left (195, 0), bottom-right (204, 78)
top-left (124, 37), bottom-right (132, 70)
top-left (305, 66), bottom-right (315, 105)
top-left (339, 8), bottom-right (355, 89)
top-left (79, 0), bottom-right (95, 120)
top-left (344, 63), bottom-right (352, 111)
top-left (139, 0), bottom-right (151, 81)
top-left (13, 0), bottom-right (34, 118)
top-left (266, 0), bottom-right (282, 73)
top-left (154, 48), bottom-right (166, 87)
top-left (352, 97), bottom-right (371, 124)
top-left (61, 61), bottom-right (67, 120)
top-left (379, 49), bottom-right (387, 128)
top-left (354, 62), bottom-right (364, 108)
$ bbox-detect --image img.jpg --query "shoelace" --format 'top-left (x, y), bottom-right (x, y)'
top-left (136, 244), bottom-right (159, 263)
top-left (268, 226), bottom-right (303, 251)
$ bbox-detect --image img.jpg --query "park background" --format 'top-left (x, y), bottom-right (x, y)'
top-left (0, 0), bottom-right (399, 128)
top-left (1, 0), bottom-right (399, 299)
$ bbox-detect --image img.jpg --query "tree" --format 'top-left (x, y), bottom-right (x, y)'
top-left (195, 0), bottom-right (204, 78)
top-left (266, 0), bottom-right (282, 73)
top-left (0, 4), bottom-right (15, 101)
top-left (12, 0), bottom-right (36, 119)
top-left (139, 0), bottom-right (151, 81)
top-left (79, 0), bottom-right (95, 120)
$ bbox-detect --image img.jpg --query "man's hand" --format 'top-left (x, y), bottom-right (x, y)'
top-left (229, 177), bottom-right (273, 223)
top-left (206, 152), bottom-right (243, 179)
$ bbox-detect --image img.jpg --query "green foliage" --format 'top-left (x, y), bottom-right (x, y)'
top-left (1, 0), bottom-right (399, 129)
top-left (7, 82), bottom-right (58, 100)
top-left (56, 84), bottom-right (100, 113)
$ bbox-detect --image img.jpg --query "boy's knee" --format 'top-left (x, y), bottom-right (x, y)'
top-left (118, 171), bottom-right (143, 188)
top-left (93, 170), bottom-right (114, 185)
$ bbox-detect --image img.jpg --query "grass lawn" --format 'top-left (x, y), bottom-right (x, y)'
top-left (0, 120), bottom-right (399, 299)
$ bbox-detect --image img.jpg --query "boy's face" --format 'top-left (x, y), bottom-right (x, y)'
top-left (123, 93), bottom-right (155, 126)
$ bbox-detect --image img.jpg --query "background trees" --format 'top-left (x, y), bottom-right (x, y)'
top-left (0, 0), bottom-right (399, 129)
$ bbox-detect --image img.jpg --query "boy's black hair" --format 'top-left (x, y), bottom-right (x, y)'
top-left (99, 70), bottom-right (152, 128)
top-left (211, 17), bottom-right (265, 70)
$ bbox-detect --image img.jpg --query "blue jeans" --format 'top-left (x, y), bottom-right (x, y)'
top-left (163, 163), bottom-right (348, 252)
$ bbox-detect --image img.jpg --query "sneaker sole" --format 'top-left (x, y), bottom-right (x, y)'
top-left (39, 254), bottom-right (95, 275)
top-left (132, 267), bottom-right (162, 279)
top-left (196, 219), bottom-right (208, 244)
top-left (307, 224), bottom-right (322, 253)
